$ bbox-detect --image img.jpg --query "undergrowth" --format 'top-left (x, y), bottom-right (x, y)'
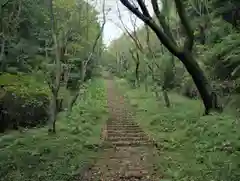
top-left (116, 78), bottom-right (240, 181)
top-left (0, 78), bottom-right (108, 181)
top-left (0, 73), bottom-right (50, 97)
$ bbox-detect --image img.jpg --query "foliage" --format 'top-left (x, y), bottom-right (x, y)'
top-left (0, 73), bottom-right (50, 132)
top-left (104, 0), bottom-right (240, 111)
top-left (0, 73), bottom-right (50, 97)
top-left (204, 32), bottom-right (240, 81)
top-left (0, 0), bottom-right (104, 132)
top-left (117, 78), bottom-right (240, 181)
top-left (0, 78), bottom-right (108, 181)
top-left (0, 0), bottom-right (103, 83)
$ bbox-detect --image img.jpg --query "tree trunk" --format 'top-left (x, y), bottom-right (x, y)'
top-left (67, 61), bottom-right (87, 115)
top-left (178, 51), bottom-right (221, 114)
top-left (143, 66), bottom-right (148, 92)
top-left (0, 39), bottom-right (5, 72)
top-left (162, 89), bottom-right (170, 107)
top-left (68, 91), bottom-right (79, 115)
top-left (48, 0), bottom-right (61, 133)
top-left (119, 0), bottom-right (223, 114)
top-left (49, 92), bottom-right (57, 133)
top-left (135, 61), bottom-right (140, 87)
top-left (144, 79), bottom-right (148, 92)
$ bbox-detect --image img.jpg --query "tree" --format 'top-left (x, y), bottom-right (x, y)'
top-left (120, 0), bottom-right (222, 114)
top-left (67, 0), bottom-right (107, 113)
top-left (47, 0), bottom-right (62, 133)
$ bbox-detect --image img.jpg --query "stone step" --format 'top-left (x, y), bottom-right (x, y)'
top-left (109, 140), bottom-right (152, 147)
top-left (120, 169), bottom-right (149, 178)
top-left (83, 171), bottom-right (153, 181)
top-left (107, 123), bottom-right (137, 126)
top-left (107, 132), bottom-right (146, 137)
top-left (93, 160), bottom-right (148, 170)
top-left (107, 121), bottom-right (136, 125)
top-left (107, 127), bottom-right (142, 131)
top-left (107, 125), bottom-right (139, 129)
top-left (107, 136), bottom-right (149, 142)
top-left (107, 130), bottom-right (144, 134)
top-left (107, 124), bottom-right (139, 127)
top-left (107, 119), bottom-right (134, 122)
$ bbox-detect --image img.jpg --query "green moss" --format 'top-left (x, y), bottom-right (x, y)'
top-left (0, 78), bottom-right (108, 181)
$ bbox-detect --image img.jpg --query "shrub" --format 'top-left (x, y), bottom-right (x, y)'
top-left (0, 73), bottom-right (50, 132)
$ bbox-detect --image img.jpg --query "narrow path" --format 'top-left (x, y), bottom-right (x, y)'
top-left (83, 79), bottom-right (161, 180)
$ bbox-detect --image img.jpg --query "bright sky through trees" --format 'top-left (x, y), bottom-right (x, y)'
top-left (90, 0), bottom-right (154, 46)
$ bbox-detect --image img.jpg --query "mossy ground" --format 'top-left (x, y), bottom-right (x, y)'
top-left (116, 78), bottom-right (240, 181)
top-left (0, 78), bottom-right (108, 181)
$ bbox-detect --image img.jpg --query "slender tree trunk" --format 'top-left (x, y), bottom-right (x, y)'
top-left (178, 51), bottom-right (221, 114)
top-left (143, 66), bottom-right (148, 92)
top-left (68, 60), bottom-right (87, 114)
top-left (135, 60), bottom-right (140, 88)
top-left (68, 91), bottom-right (79, 114)
top-left (144, 81), bottom-right (148, 92)
top-left (155, 91), bottom-right (159, 98)
top-left (48, 0), bottom-right (62, 133)
top-left (162, 88), bottom-right (170, 107)
top-left (0, 39), bottom-right (5, 72)
top-left (49, 91), bottom-right (57, 133)
top-left (154, 82), bottom-right (160, 98)
top-left (199, 24), bottom-right (206, 44)
top-left (48, 34), bottom-right (61, 133)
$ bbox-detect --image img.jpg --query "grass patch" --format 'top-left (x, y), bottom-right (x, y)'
top-left (116, 78), bottom-right (240, 181)
top-left (0, 78), bottom-right (108, 181)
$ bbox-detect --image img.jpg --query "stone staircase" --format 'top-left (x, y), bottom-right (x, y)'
top-left (82, 80), bottom-right (161, 180)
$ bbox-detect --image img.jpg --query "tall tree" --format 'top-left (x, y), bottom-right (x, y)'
top-left (120, 0), bottom-right (222, 114)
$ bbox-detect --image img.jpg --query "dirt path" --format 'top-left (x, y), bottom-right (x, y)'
top-left (82, 79), bottom-right (161, 180)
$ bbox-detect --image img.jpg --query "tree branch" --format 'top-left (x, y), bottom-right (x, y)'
top-left (1, 0), bottom-right (11, 8)
top-left (129, 48), bottom-right (139, 64)
top-left (130, 14), bottom-right (144, 51)
top-left (151, 0), bottom-right (176, 44)
top-left (137, 0), bottom-right (151, 17)
top-left (155, 62), bottom-right (160, 69)
top-left (81, 0), bottom-right (107, 81)
top-left (117, 3), bottom-right (143, 52)
top-left (147, 64), bottom-right (153, 72)
top-left (120, 0), bottom-right (181, 56)
top-left (174, 0), bottom-right (194, 51)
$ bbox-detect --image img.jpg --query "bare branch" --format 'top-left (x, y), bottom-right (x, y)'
top-left (90, 0), bottom-right (106, 55)
top-left (117, 2), bottom-right (144, 52)
top-left (120, 0), bottom-right (181, 56)
top-left (129, 48), bottom-right (139, 63)
top-left (147, 64), bottom-right (153, 72)
top-left (129, 14), bottom-right (144, 50)
top-left (151, 0), bottom-right (176, 44)
top-left (155, 62), bottom-right (161, 69)
top-left (174, 0), bottom-right (194, 51)
top-left (120, 0), bottom-right (150, 22)
top-left (136, 0), bottom-right (151, 17)
top-left (1, 0), bottom-right (11, 8)
top-left (82, 0), bottom-right (107, 77)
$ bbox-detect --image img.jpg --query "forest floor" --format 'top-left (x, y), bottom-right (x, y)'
top-left (82, 78), bottom-right (162, 180)
top-left (1, 77), bottom-right (240, 181)
top-left (0, 79), bottom-right (108, 181)
top-left (114, 78), bottom-right (240, 181)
